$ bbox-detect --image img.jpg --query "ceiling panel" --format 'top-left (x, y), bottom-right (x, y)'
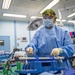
top-left (0, 0), bottom-right (75, 22)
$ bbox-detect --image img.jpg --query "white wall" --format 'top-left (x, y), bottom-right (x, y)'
top-left (64, 23), bottom-right (75, 32)
top-left (16, 21), bottom-right (30, 50)
top-left (0, 20), bottom-right (14, 52)
top-left (0, 20), bottom-right (29, 52)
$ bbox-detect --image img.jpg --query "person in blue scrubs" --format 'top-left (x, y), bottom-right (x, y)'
top-left (25, 9), bottom-right (74, 70)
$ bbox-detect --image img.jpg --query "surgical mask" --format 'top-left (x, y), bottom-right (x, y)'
top-left (43, 19), bottom-right (53, 27)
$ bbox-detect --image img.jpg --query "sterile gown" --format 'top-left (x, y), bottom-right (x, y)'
top-left (25, 25), bottom-right (74, 68)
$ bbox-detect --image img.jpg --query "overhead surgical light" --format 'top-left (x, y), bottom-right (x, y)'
top-left (2, 0), bottom-right (12, 9)
top-left (3, 13), bottom-right (27, 18)
top-left (40, 0), bottom-right (60, 13)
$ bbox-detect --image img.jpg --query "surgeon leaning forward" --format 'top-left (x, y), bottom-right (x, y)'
top-left (25, 9), bottom-right (74, 68)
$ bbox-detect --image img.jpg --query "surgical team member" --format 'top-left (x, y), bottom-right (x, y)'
top-left (25, 9), bottom-right (74, 68)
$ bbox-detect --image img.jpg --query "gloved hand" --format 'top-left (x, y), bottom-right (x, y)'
top-left (26, 47), bottom-right (34, 54)
top-left (51, 48), bottom-right (62, 57)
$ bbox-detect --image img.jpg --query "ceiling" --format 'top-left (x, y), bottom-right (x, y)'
top-left (0, 0), bottom-right (75, 22)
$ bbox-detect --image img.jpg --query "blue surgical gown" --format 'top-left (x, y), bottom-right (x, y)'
top-left (25, 25), bottom-right (74, 68)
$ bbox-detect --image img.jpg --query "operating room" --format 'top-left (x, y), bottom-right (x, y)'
top-left (0, 0), bottom-right (75, 75)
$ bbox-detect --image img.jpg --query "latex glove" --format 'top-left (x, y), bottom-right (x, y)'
top-left (26, 47), bottom-right (34, 54)
top-left (51, 48), bottom-right (62, 57)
